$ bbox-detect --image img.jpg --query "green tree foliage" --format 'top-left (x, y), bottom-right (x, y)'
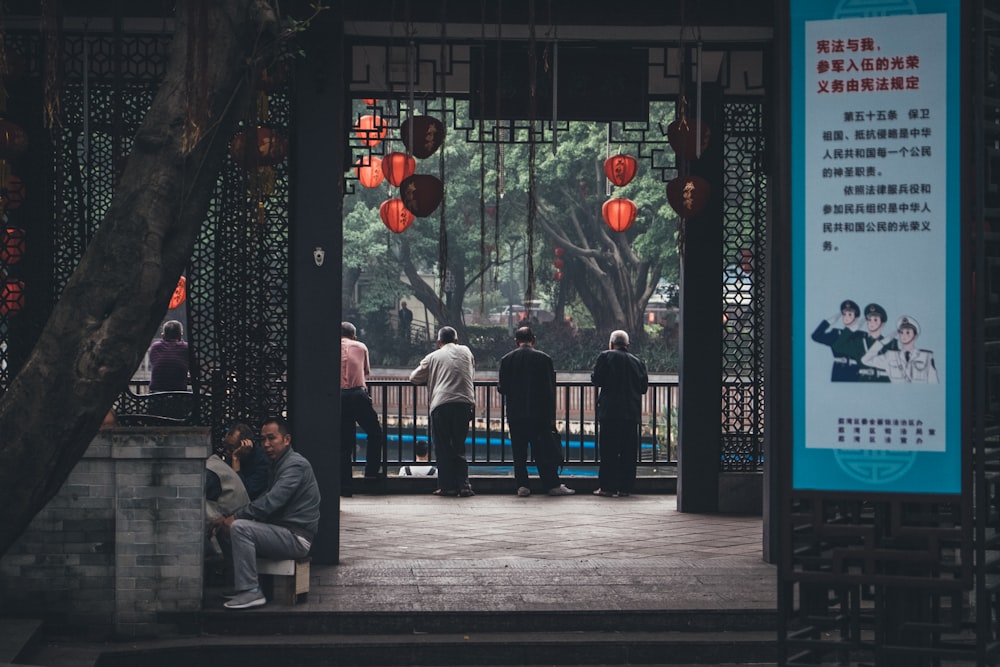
top-left (343, 100), bottom-right (681, 358)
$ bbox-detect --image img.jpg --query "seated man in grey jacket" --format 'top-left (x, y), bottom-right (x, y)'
top-left (211, 416), bottom-right (321, 610)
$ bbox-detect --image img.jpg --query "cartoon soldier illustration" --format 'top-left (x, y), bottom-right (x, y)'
top-left (833, 302), bottom-right (891, 383)
top-left (861, 315), bottom-right (938, 383)
top-left (811, 299), bottom-right (861, 381)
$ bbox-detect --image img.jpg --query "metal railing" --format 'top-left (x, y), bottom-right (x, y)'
top-left (120, 377), bottom-right (683, 472)
top-left (366, 380), bottom-right (680, 472)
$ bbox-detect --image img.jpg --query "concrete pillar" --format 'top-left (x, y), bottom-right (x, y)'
top-left (677, 82), bottom-right (725, 513)
top-left (289, 10), bottom-right (345, 565)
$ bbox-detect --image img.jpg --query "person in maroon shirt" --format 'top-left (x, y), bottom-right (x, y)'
top-left (148, 320), bottom-right (190, 392)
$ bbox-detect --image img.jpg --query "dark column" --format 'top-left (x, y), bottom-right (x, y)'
top-left (289, 9), bottom-right (345, 565)
top-left (766, 8), bottom-right (792, 565)
top-left (676, 83), bottom-right (724, 513)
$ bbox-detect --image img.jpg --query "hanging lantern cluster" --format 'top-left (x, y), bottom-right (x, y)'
top-left (0, 112), bottom-right (29, 317)
top-left (228, 61), bottom-right (290, 224)
top-left (365, 108), bottom-right (446, 233)
top-left (553, 246), bottom-right (564, 282)
top-left (666, 97), bottom-right (712, 220)
top-left (601, 154), bottom-right (638, 233)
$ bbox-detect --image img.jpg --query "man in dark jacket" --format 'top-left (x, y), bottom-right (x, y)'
top-left (498, 327), bottom-right (575, 497)
top-left (211, 416), bottom-right (320, 610)
top-left (223, 421), bottom-right (270, 500)
top-left (591, 330), bottom-right (649, 498)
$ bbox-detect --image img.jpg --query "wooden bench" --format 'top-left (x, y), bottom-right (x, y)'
top-left (256, 557), bottom-right (310, 605)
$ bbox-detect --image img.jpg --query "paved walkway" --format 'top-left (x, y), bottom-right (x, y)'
top-left (304, 492), bottom-right (776, 612)
top-left (12, 491), bottom-right (777, 667)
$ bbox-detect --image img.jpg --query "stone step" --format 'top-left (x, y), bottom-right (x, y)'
top-left (76, 630), bottom-right (779, 666)
top-left (198, 608), bottom-right (776, 637)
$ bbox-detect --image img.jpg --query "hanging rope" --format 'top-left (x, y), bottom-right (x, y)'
top-left (524, 0), bottom-right (537, 310)
top-left (437, 0), bottom-right (448, 312)
top-left (545, 0), bottom-right (557, 156)
top-left (478, 0), bottom-right (488, 311)
top-left (492, 0), bottom-right (503, 283)
top-left (675, 0), bottom-right (689, 255)
top-left (41, 0), bottom-right (62, 131)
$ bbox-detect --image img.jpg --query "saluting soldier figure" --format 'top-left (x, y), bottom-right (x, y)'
top-left (833, 302), bottom-right (891, 382)
top-left (811, 299), bottom-right (861, 381)
top-left (861, 315), bottom-right (938, 384)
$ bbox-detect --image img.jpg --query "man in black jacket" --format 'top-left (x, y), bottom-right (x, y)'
top-left (498, 327), bottom-right (575, 497)
top-left (591, 330), bottom-right (649, 498)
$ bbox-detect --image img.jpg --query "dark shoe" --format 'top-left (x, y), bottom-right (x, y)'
top-left (615, 492), bottom-right (631, 498)
top-left (458, 488), bottom-right (475, 497)
top-left (592, 489), bottom-right (614, 497)
top-left (433, 488), bottom-right (458, 497)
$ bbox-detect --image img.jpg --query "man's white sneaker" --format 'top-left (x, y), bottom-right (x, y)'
top-left (548, 484), bottom-right (576, 496)
top-left (516, 486), bottom-right (531, 497)
top-left (223, 588), bottom-right (266, 609)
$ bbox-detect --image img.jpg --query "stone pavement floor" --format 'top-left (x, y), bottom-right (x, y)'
top-left (307, 492), bottom-right (776, 612)
top-left (11, 491), bottom-right (778, 666)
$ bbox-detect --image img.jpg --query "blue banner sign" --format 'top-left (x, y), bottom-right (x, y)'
top-left (791, 0), bottom-right (961, 493)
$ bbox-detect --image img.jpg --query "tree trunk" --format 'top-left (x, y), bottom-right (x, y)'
top-left (536, 195), bottom-right (659, 338)
top-left (0, 0), bottom-right (278, 556)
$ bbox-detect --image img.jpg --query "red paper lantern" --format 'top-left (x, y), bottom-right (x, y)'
top-left (0, 119), bottom-right (28, 161)
top-left (1, 174), bottom-right (25, 210)
top-left (603, 154), bottom-right (638, 187)
top-left (355, 156), bottom-right (384, 188)
top-left (0, 277), bottom-right (25, 315)
top-left (666, 118), bottom-right (712, 160)
top-left (362, 98), bottom-right (378, 106)
top-left (601, 197), bottom-right (637, 232)
top-left (666, 175), bottom-right (711, 218)
top-left (382, 152), bottom-right (416, 187)
top-left (399, 174), bottom-right (444, 218)
top-left (553, 258), bottom-right (564, 269)
top-left (400, 115), bottom-right (445, 159)
top-left (169, 275), bottom-right (187, 310)
top-left (0, 227), bottom-right (25, 265)
top-left (554, 247), bottom-right (564, 257)
top-left (380, 198), bottom-right (415, 233)
top-left (554, 271), bottom-right (563, 281)
top-left (354, 114), bottom-right (387, 148)
top-left (229, 126), bottom-right (288, 169)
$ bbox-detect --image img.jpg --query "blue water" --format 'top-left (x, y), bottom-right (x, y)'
top-left (352, 431), bottom-right (666, 476)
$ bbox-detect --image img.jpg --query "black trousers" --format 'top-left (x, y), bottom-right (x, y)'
top-left (596, 419), bottom-right (639, 494)
top-left (508, 420), bottom-right (562, 490)
top-left (341, 387), bottom-right (385, 489)
top-left (430, 402), bottom-right (474, 492)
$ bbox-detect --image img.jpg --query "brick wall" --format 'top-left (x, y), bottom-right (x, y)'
top-left (0, 428), bottom-right (209, 638)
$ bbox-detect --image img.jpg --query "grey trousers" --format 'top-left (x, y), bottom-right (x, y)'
top-left (230, 519), bottom-right (310, 593)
